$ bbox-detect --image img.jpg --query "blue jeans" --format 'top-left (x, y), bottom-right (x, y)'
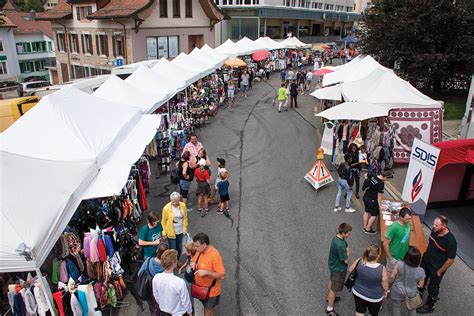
top-left (167, 233), bottom-right (184, 261)
top-left (336, 178), bottom-right (352, 208)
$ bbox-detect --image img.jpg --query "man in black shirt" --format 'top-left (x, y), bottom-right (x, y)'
top-left (361, 170), bottom-right (393, 234)
top-left (289, 79), bottom-right (298, 108)
top-left (417, 215), bottom-right (457, 314)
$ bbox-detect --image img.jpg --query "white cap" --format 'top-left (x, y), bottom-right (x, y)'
top-left (199, 158), bottom-right (207, 166)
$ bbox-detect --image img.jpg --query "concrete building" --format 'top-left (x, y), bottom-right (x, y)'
top-left (213, 0), bottom-right (360, 44)
top-left (354, 0), bottom-right (371, 13)
top-left (39, 0), bottom-right (227, 83)
top-left (0, 11), bottom-right (20, 82)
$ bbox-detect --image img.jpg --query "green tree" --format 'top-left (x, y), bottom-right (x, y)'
top-left (360, 0), bottom-right (474, 93)
top-left (20, 0), bottom-right (44, 12)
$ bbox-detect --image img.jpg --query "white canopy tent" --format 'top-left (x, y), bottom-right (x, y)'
top-left (280, 36), bottom-right (311, 49)
top-left (189, 47), bottom-right (225, 69)
top-left (0, 86), bottom-right (160, 272)
top-left (200, 44), bottom-right (229, 65)
top-left (323, 55), bottom-right (381, 86)
top-left (310, 85), bottom-right (342, 101)
top-left (172, 52), bottom-right (216, 78)
top-left (111, 59), bottom-right (159, 76)
top-left (317, 101), bottom-right (391, 121)
top-left (152, 57), bottom-right (200, 86)
top-left (254, 36), bottom-right (285, 50)
top-left (214, 39), bottom-right (243, 57)
top-left (235, 36), bottom-right (259, 54)
top-left (93, 74), bottom-right (168, 113)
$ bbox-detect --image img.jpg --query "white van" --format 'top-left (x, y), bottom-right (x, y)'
top-left (34, 75), bottom-right (110, 98)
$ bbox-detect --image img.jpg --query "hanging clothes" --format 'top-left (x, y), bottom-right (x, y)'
top-left (137, 177), bottom-right (148, 211)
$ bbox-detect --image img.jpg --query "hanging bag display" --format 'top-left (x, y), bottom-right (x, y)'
top-left (136, 257), bottom-right (153, 300)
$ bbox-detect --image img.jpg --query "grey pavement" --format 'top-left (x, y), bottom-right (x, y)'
top-left (116, 72), bottom-right (473, 315)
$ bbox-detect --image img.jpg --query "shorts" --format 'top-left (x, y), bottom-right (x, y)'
top-left (196, 181), bottom-right (210, 196)
top-left (220, 194), bottom-right (230, 203)
top-left (241, 84), bottom-right (249, 92)
top-left (228, 91), bottom-right (234, 98)
top-left (363, 195), bottom-right (379, 217)
top-left (353, 293), bottom-right (382, 315)
top-left (179, 180), bottom-right (191, 198)
top-left (330, 270), bottom-right (347, 292)
top-left (201, 295), bottom-right (220, 309)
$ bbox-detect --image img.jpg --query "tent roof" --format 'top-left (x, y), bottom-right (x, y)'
top-left (152, 57), bottom-right (200, 86)
top-left (171, 53), bottom-right (216, 78)
top-left (0, 86), bottom-right (159, 271)
top-left (214, 39), bottom-right (242, 57)
top-left (200, 44), bottom-right (229, 65)
top-left (323, 55), bottom-right (381, 86)
top-left (235, 36), bottom-right (258, 55)
top-left (254, 37), bottom-right (285, 50)
top-left (189, 47), bottom-right (225, 69)
top-left (434, 139), bottom-right (474, 172)
top-left (317, 101), bottom-right (391, 121)
top-left (280, 36), bottom-right (311, 49)
top-left (93, 74), bottom-right (167, 113)
top-left (310, 85), bottom-right (342, 101)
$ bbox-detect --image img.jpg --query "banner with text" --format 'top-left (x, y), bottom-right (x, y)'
top-left (402, 138), bottom-right (440, 217)
top-left (305, 160), bottom-right (334, 190)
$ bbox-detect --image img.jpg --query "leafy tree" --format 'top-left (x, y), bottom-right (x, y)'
top-left (20, 0), bottom-right (45, 12)
top-left (360, 0), bottom-right (474, 93)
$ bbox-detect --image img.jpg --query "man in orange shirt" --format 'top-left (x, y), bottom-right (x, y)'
top-left (191, 233), bottom-right (225, 316)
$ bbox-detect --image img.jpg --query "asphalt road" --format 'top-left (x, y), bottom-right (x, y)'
top-left (142, 73), bottom-right (473, 316)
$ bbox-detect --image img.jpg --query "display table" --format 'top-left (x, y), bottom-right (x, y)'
top-left (378, 200), bottom-right (428, 260)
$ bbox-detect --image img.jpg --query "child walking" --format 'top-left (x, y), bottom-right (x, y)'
top-left (216, 169), bottom-right (230, 215)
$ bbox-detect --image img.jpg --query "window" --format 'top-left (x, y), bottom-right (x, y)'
top-left (172, 0), bottom-right (180, 17)
top-left (69, 34), bottom-right (79, 53)
top-left (76, 6), bottom-right (92, 20)
top-left (32, 41), bottom-right (47, 52)
top-left (100, 68), bottom-right (110, 75)
top-left (0, 40), bottom-right (3, 52)
top-left (82, 34), bottom-right (92, 54)
top-left (159, 0), bottom-right (168, 17)
top-left (185, 0), bottom-right (192, 17)
top-left (48, 41), bottom-right (53, 52)
top-left (57, 32), bottom-right (65, 52)
top-left (336, 5), bottom-right (344, 11)
top-left (325, 4), bottom-right (334, 10)
top-left (16, 43), bottom-right (31, 54)
top-left (34, 60), bottom-right (45, 71)
top-left (96, 34), bottom-right (108, 56)
top-left (19, 61), bottom-right (34, 73)
top-left (146, 35), bottom-right (179, 59)
top-left (113, 33), bottom-right (124, 57)
top-left (0, 62), bottom-right (7, 75)
top-left (346, 6), bottom-right (353, 12)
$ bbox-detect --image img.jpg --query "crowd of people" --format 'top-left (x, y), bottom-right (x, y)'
top-left (326, 215), bottom-right (457, 316)
top-left (136, 132), bottom-right (228, 315)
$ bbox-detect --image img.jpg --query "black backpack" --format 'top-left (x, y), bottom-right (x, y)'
top-left (170, 169), bottom-right (180, 185)
top-left (136, 258), bottom-right (153, 300)
top-left (338, 163), bottom-right (350, 180)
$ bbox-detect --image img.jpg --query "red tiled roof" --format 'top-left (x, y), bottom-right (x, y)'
top-left (6, 11), bottom-right (54, 38)
top-left (0, 15), bottom-right (16, 28)
top-left (36, 0), bottom-right (72, 20)
top-left (1, 0), bottom-right (22, 12)
top-left (87, 0), bottom-right (152, 19)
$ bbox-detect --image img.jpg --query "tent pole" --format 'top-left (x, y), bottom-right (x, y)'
top-left (35, 268), bottom-right (57, 316)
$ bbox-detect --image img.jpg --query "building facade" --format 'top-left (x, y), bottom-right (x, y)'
top-left (39, 0), bottom-right (226, 83)
top-left (0, 12), bottom-right (20, 82)
top-left (213, 0), bottom-right (360, 44)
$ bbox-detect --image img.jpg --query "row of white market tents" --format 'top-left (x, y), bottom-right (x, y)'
top-left (0, 36), bottom-right (312, 276)
top-left (311, 55), bottom-right (442, 121)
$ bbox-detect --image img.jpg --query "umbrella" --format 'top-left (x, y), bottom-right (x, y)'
top-left (313, 68), bottom-right (335, 76)
top-left (225, 58), bottom-right (247, 67)
top-left (252, 50), bottom-right (270, 61)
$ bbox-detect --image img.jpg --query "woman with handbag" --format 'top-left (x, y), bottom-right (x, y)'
top-left (348, 244), bottom-right (388, 316)
top-left (161, 192), bottom-right (188, 262)
top-left (390, 247), bottom-right (425, 316)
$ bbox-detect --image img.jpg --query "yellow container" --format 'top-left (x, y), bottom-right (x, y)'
top-left (0, 96), bottom-right (39, 132)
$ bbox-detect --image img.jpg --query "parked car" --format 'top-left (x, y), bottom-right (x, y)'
top-left (0, 96), bottom-right (39, 132)
top-left (23, 76), bottom-right (47, 82)
top-left (17, 81), bottom-right (51, 96)
top-left (0, 81), bottom-right (21, 89)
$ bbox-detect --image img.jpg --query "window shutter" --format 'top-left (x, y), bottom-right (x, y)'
top-left (89, 35), bottom-right (93, 55)
top-left (96, 34), bottom-right (100, 55)
top-left (112, 35), bottom-right (117, 57)
top-left (104, 35), bottom-right (109, 56)
top-left (68, 34), bottom-right (72, 53)
top-left (81, 35), bottom-right (84, 54)
top-left (76, 35), bottom-right (80, 54)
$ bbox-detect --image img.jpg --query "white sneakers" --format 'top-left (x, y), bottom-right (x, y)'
top-left (334, 206), bottom-right (356, 213)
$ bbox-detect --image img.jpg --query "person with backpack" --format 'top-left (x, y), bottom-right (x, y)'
top-left (136, 244), bottom-right (169, 313)
top-left (334, 153), bottom-right (356, 213)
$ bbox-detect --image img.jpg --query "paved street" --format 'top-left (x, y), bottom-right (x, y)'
top-left (140, 73), bottom-right (473, 316)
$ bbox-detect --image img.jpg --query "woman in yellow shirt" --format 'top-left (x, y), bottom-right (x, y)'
top-left (162, 192), bottom-right (188, 261)
top-left (277, 83), bottom-right (288, 113)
